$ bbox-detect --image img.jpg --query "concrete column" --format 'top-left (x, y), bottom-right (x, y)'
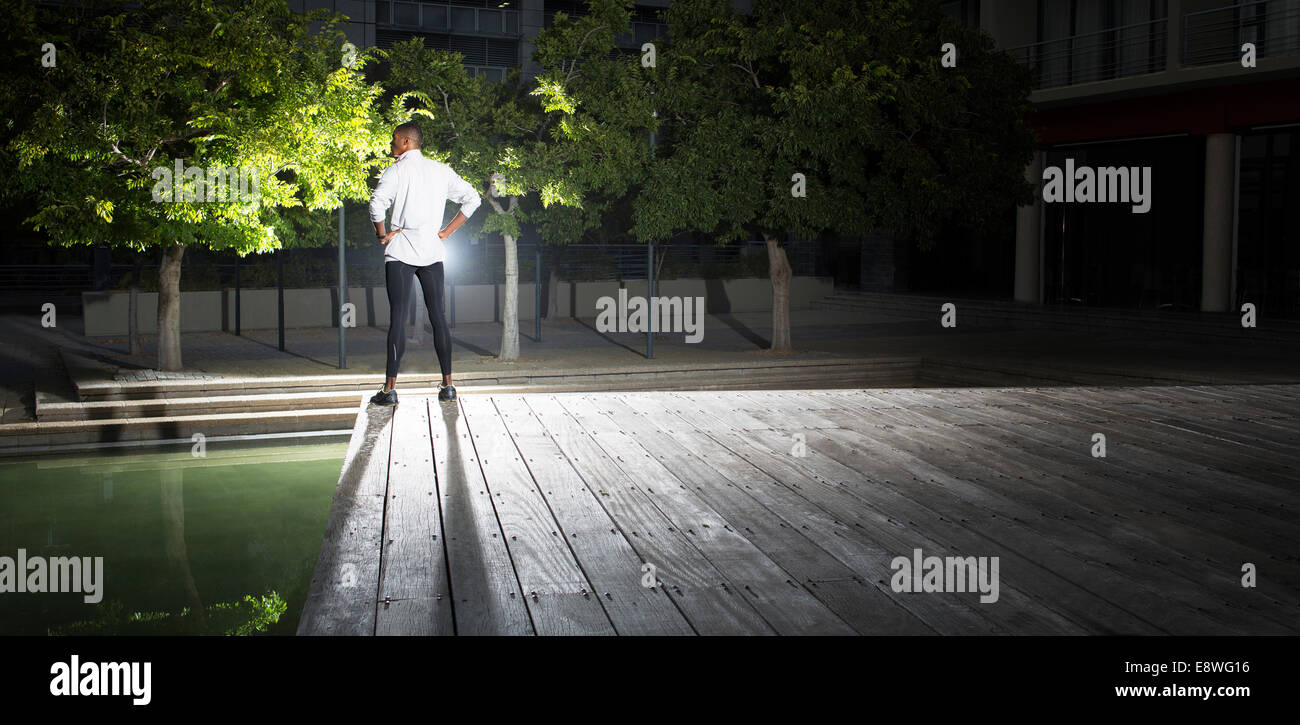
top-left (1166, 0), bottom-right (1182, 72)
top-left (1014, 151), bottom-right (1043, 304)
top-left (1201, 133), bottom-right (1237, 312)
top-left (520, 0), bottom-right (545, 82)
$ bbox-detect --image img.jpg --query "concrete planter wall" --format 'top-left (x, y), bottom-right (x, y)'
top-left (552, 277), bottom-right (833, 317)
top-left (223, 289), bottom-right (335, 330)
top-left (81, 276), bottom-right (834, 337)
top-left (81, 290), bottom-right (223, 336)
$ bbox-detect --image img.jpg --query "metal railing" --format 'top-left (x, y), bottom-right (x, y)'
top-left (614, 21), bottom-right (668, 48)
top-left (459, 240), bottom-right (821, 286)
top-left (0, 264), bottom-right (95, 292)
top-left (1183, 0), bottom-right (1300, 66)
top-left (0, 241), bottom-right (825, 295)
top-left (466, 65), bottom-right (509, 81)
top-left (1007, 17), bottom-right (1168, 89)
top-left (377, 1), bottom-right (521, 37)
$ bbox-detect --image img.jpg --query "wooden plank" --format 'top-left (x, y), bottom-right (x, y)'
top-left (1017, 387), bottom-right (1300, 455)
top-left (618, 392), bottom-right (1031, 635)
top-left (791, 391), bottom-right (1297, 634)
top-left (1037, 386), bottom-right (1300, 442)
top-left (594, 393), bottom-right (934, 635)
top-left (509, 394), bottom-right (776, 635)
top-left (714, 393), bottom-right (1167, 634)
top-left (298, 398), bottom-right (394, 636)
top-left (868, 389), bottom-right (1294, 514)
top-left (904, 391), bottom-right (1300, 600)
top-left (375, 398), bottom-right (453, 636)
top-left (1005, 390), bottom-right (1300, 533)
top-left (769, 387), bottom-right (1299, 543)
top-left (1081, 392), bottom-right (1300, 454)
top-left (556, 394), bottom-right (860, 635)
top-left (430, 397), bottom-right (534, 635)
top-left (1138, 387), bottom-right (1300, 440)
top-left (1192, 385), bottom-right (1300, 416)
top-left (459, 395), bottom-right (616, 635)
top-left (1019, 388), bottom-right (1300, 485)
top-left (875, 388), bottom-right (1300, 554)
top-left (665, 391), bottom-right (776, 431)
top-left (490, 395), bottom-right (695, 635)
top-left (707, 427), bottom-right (1093, 633)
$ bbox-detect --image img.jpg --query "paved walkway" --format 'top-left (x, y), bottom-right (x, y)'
top-left (3, 307), bottom-right (1299, 423)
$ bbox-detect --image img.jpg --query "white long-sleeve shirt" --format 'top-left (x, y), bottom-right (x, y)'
top-left (369, 149), bottom-right (482, 267)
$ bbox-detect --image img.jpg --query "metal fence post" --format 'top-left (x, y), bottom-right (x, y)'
top-left (277, 248), bottom-right (285, 352)
top-left (535, 244), bottom-right (542, 342)
top-left (234, 255), bottom-right (241, 336)
top-left (647, 241), bottom-right (654, 359)
top-left (338, 205), bottom-right (346, 369)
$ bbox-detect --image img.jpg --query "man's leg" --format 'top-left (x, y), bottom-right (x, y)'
top-left (415, 262), bottom-right (455, 398)
top-left (374, 260), bottom-right (414, 404)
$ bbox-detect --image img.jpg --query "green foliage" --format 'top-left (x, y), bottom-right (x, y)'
top-left (48, 591), bottom-right (287, 636)
top-left (381, 0), bottom-right (657, 250)
top-left (2, 0), bottom-right (391, 256)
top-left (634, 0), bottom-right (1036, 251)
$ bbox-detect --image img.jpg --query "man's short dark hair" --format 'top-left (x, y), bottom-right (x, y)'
top-left (395, 121), bottom-right (423, 148)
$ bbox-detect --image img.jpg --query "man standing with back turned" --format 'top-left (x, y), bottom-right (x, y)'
top-left (369, 121), bottom-right (482, 406)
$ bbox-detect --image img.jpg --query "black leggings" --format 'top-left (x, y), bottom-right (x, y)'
top-left (385, 260), bottom-right (451, 378)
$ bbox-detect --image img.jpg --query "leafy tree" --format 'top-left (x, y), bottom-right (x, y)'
top-left (4, 0), bottom-right (389, 370)
top-left (634, 0), bottom-right (1035, 351)
top-left (383, 0), bottom-right (655, 360)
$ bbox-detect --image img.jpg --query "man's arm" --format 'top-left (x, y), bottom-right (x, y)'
top-left (440, 170), bottom-right (482, 240)
top-left (438, 211), bottom-right (468, 240)
top-left (370, 166), bottom-right (400, 243)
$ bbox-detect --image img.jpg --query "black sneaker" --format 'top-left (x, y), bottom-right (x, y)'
top-left (438, 383), bottom-right (456, 402)
top-left (370, 386), bottom-right (397, 406)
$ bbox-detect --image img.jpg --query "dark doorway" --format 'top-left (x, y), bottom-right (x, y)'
top-left (1042, 134), bottom-right (1203, 310)
top-left (1238, 129), bottom-right (1300, 318)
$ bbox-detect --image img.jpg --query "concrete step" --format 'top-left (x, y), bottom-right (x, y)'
top-left (67, 356), bottom-right (923, 403)
top-left (11, 353), bottom-right (1288, 454)
top-left (4, 364), bottom-right (929, 452)
top-left (36, 390), bottom-right (384, 422)
top-left (0, 406), bottom-right (360, 455)
top-left (41, 359), bottom-right (925, 421)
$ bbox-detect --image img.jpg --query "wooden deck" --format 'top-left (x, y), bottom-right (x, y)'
top-left (297, 385), bottom-right (1300, 635)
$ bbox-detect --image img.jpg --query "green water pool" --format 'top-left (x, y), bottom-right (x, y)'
top-left (0, 439), bottom-right (348, 635)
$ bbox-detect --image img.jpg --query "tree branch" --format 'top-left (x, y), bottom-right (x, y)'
top-left (733, 61), bottom-right (760, 89)
top-left (439, 85), bottom-right (456, 133)
top-left (564, 23), bottom-right (607, 90)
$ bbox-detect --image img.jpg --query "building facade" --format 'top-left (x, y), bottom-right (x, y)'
top-left (982, 0), bottom-right (1300, 317)
top-left (293, 0), bottom-right (680, 80)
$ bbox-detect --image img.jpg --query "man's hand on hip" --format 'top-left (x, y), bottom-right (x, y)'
top-left (379, 227), bottom-right (402, 244)
top-left (438, 211), bottom-right (468, 241)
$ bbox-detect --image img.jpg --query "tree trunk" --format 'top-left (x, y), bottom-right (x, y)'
top-left (500, 232), bottom-right (520, 359)
top-left (489, 195), bottom-right (521, 360)
top-left (157, 244), bottom-right (184, 371)
top-left (764, 232), bottom-right (793, 352)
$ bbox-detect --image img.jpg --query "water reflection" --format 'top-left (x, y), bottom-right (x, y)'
top-left (0, 440), bottom-right (346, 635)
